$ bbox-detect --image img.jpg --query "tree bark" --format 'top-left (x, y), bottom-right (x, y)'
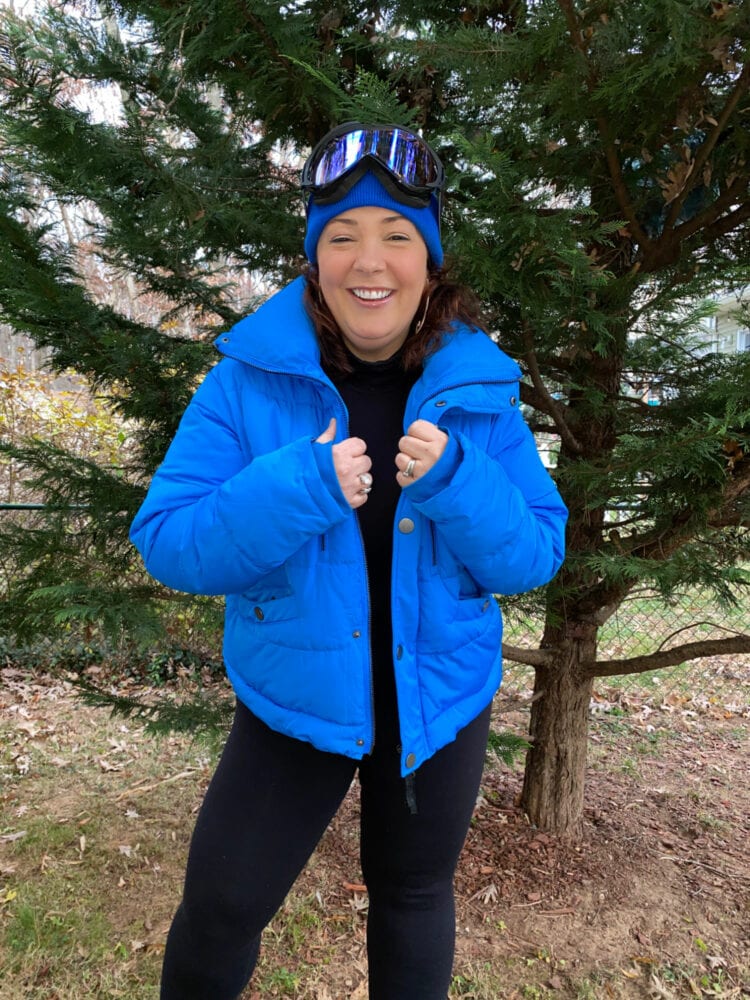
top-left (520, 633), bottom-right (595, 839)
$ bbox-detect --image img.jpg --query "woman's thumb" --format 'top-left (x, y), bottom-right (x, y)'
top-left (316, 417), bottom-right (337, 444)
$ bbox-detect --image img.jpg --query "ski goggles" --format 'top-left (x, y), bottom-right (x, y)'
top-left (301, 123), bottom-right (445, 210)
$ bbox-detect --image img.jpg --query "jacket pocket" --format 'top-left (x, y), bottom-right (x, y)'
top-left (237, 566), bottom-right (298, 623)
top-left (430, 527), bottom-right (482, 598)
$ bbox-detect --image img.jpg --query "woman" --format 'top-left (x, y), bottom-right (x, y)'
top-left (130, 122), bottom-right (568, 1000)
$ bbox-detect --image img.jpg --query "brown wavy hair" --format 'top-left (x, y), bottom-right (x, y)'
top-left (302, 263), bottom-right (488, 376)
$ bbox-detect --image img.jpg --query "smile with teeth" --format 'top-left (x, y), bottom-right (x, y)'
top-left (351, 288), bottom-right (393, 301)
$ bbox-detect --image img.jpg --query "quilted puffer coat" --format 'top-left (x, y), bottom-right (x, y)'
top-left (130, 277), bottom-right (567, 775)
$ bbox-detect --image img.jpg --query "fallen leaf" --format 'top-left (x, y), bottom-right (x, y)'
top-left (16, 721), bottom-right (39, 737)
top-left (470, 883), bottom-right (499, 904)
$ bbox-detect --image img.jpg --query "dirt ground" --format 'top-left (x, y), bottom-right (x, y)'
top-left (1, 663), bottom-right (749, 999)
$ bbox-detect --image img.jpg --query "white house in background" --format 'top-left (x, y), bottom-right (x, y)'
top-left (701, 288), bottom-right (750, 355)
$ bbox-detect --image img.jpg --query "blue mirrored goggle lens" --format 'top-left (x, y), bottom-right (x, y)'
top-left (311, 128), bottom-right (440, 190)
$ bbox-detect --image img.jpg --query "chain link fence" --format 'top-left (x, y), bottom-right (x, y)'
top-left (498, 585), bottom-right (750, 716)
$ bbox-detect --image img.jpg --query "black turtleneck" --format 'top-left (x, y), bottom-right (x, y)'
top-left (331, 350), bottom-right (420, 744)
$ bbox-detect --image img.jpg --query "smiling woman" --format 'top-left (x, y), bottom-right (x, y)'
top-left (129, 122), bottom-right (568, 1000)
top-left (315, 205), bottom-right (429, 361)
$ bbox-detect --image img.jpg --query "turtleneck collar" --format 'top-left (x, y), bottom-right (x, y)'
top-left (335, 345), bottom-right (418, 394)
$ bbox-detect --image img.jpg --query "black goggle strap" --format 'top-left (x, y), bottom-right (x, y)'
top-left (305, 156), bottom-right (440, 212)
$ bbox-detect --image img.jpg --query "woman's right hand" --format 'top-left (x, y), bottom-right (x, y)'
top-left (316, 418), bottom-right (372, 509)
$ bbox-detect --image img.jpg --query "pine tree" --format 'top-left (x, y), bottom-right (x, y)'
top-left (1, 0), bottom-right (748, 836)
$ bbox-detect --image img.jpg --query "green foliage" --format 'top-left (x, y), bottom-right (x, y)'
top-left (486, 728), bottom-right (531, 767)
top-left (73, 677), bottom-right (233, 737)
top-left (0, 0), bottom-right (748, 827)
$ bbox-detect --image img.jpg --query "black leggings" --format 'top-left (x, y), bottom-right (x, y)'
top-left (160, 699), bottom-right (491, 1000)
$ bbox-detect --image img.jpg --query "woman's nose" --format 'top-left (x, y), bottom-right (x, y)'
top-left (352, 240), bottom-right (386, 271)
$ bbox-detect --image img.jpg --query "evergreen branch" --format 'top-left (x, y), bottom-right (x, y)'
top-left (586, 634), bottom-right (750, 678)
top-left (239, 5), bottom-right (291, 72)
top-left (555, 0), bottom-right (650, 250)
top-left (161, 4), bottom-right (192, 114)
top-left (663, 61), bottom-right (750, 233)
top-left (283, 55), bottom-right (346, 105)
top-left (628, 463), bottom-right (750, 563)
top-left (521, 319), bottom-right (583, 454)
top-left (73, 676), bottom-right (233, 734)
top-left (502, 642), bottom-right (554, 668)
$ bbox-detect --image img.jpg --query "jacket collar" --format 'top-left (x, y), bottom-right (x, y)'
top-left (215, 276), bottom-right (521, 389)
top-left (215, 277), bottom-right (321, 377)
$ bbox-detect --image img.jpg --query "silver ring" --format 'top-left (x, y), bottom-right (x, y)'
top-left (359, 473), bottom-right (373, 488)
top-left (403, 459), bottom-right (416, 479)
top-left (359, 485), bottom-right (372, 495)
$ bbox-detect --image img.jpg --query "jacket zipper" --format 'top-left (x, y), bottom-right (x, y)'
top-left (354, 502), bottom-right (376, 753)
top-left (218, 345), bottom-right (376, 754)
top-left (218, 347), bottom-right (519, 757)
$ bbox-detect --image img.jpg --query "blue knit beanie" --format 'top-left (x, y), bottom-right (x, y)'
top-left (304, 171), bottom-right (443, 267)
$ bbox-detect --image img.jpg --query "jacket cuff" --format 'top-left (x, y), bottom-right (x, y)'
top-left (403, 431), bottom-right (462, 503)
top-left (312, 438), bottom-right (351, 515)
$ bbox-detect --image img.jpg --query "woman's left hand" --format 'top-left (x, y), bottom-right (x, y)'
top-left (396, 420), bottom-right (448, 485)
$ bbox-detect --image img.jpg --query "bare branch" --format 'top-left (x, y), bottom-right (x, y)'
top-left (521, 320), bottom-right (583, 454)
top-left (666, 175), bottom-right (750, 246)
top-left (585, 634), bottom-right (750, 678)
top-left (691, 198), bottom-right (750, 247)
top-left (708, 512), bottom-right (749, 529)
top-left (502, 642), bottom-right (554, 668)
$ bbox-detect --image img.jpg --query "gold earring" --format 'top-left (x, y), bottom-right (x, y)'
top-left (414, 294), bottom-right (431, 335)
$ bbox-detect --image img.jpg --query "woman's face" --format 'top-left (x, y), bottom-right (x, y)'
top-left (316, 206), bottom-right (429, 362)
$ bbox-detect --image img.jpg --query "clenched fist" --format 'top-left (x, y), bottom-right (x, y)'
top-left (395, 420), bottom-right (448, 485)
top-left (317, 418), bottom-right (373, 509)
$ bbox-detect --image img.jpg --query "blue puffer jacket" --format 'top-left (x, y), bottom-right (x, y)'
top-left (130, 277), bottom-right (567, 775)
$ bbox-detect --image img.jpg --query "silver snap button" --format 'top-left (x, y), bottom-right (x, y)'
top-left (398, 517), bottom-right (415, 534)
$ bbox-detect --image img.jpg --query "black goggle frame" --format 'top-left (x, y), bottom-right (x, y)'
top-left (301, 122), bottom-right (445, 214)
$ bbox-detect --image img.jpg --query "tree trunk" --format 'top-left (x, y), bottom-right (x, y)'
top-left (520, 633), bottom-right (595, 839)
